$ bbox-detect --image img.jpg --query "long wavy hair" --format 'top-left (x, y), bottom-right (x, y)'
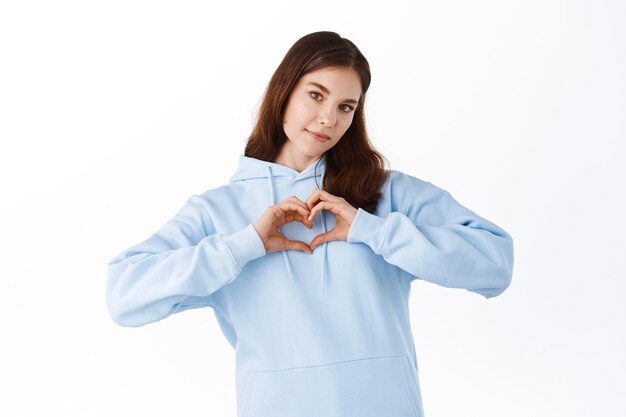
top-left (245, 31), bottom-right (390, 214)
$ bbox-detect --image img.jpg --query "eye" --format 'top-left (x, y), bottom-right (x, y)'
top-left (309, 91), bottom-right (355, 113)
top-left (340, 104), bottom-right (354, 113)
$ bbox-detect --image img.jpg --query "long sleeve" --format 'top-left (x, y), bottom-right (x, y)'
top-left (106, 194), bottom-right (266, 327)
top-left (346, 180), bottom-right (514, 299)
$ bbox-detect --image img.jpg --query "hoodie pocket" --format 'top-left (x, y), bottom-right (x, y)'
top-left (242, 354), bottom-right (422, 417)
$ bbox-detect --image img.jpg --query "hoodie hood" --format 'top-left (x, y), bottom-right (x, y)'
top-left (229, 154), bottom-right (330, 292)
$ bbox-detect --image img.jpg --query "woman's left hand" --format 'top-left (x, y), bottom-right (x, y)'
top-left (305, 188), bottom-right (358, 251)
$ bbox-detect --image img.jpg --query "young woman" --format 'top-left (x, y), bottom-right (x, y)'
top-left (107, 31), bottom-right (514, 417)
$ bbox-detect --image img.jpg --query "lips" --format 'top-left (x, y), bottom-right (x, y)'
top-left (307, 130), bottom-right (330, 142)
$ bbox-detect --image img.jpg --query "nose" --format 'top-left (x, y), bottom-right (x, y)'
top-left (318, 104), bottom-right (337, 127)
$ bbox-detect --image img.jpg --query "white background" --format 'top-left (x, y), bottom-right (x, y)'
top-left (1, 1), bottom-right (624, 416)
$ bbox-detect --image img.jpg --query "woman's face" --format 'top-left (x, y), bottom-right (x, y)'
top-left (281, 66), bottom-right (362, 163)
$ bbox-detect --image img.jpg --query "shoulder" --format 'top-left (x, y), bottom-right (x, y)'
top-left (171, 183), bottom-right (236, 234)
top-left (197, 183), bottom-right (235, 203)
top-left (379, 169), bottom-right (454, 225)
top-left (383, 169), bottom-right (447, 203)
top-left (179, 184), bottom-right (228, 213)
top-left (384, 169), bottom-right (429, 191)
top-left (193, 182), bottom-right (249, 214)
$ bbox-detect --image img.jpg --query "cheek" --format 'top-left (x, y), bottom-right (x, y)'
top-left (286, 101), bottom-right (310, 124)
top-left (340, 114), bottom-right (355, 131)
top-left (283, 96), bottom-right (302, 120)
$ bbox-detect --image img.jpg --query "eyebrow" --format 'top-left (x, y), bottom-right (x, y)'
top-left (306, 82), bottom-right (359, 105)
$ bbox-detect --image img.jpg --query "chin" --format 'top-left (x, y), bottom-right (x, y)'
top-left (296, 143), bottom-right (324, 158)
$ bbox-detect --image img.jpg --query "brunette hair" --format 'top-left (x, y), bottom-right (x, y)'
top-left (245, 31), bottom-right (390, 214)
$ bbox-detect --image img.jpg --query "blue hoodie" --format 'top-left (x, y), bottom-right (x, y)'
top-left (106, 154), bottom-right (514, 417)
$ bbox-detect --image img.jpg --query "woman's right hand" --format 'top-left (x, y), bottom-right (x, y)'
top-left (253, 196), bottom-right (314, 254)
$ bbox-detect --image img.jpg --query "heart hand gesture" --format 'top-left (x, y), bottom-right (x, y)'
top-left (252, 189), bottom-right (358, 255)
top-left (253, 196), bottom-right (314, 254)
top-left (305, 188), bottom-right (358, 251)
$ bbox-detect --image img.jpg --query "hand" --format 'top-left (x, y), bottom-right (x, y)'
top-left (305, 188), bottom-right (358, 251)
top-left (253, 196), bottom-right (314, 254)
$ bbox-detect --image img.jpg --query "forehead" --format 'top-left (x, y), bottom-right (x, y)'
top-left (297, 67), bottom-right (362, 97)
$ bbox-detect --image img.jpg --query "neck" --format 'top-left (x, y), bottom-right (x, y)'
top-left (273, 145), bottom-right (322, 173)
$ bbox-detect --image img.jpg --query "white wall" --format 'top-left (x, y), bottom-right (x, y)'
top-left (1, 0), bottom-right (624, 416)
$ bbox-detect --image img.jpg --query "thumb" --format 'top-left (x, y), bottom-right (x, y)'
top-left (284, 239), bottom-right (312, 254)
top-left (310, 232), bottom-right (331, 251)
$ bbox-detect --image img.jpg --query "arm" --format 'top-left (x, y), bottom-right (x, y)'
top-left (106, 194), bottom-right (266, 327)
top-left (346, 181), bottom-right (514, 299)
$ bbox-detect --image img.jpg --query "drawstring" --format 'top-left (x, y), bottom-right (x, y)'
top-left (264, 163), bottom-right (328, 292)
top-left (266, 166), bottom-right (295, 281)
top-left (321, 210), bottom-right (328, 293)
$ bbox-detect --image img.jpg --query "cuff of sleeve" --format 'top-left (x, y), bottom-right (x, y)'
top-left (222, 223), bottom-right (267, 270)
top-left (347, 208), bottom-right (389, 253)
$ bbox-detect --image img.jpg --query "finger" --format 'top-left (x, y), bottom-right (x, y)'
top-left (301, 213), bottom-right (313, 228)
top-left (305, 188), bottom-right (320, 211)
top-left (274, 202), bottom-right (309, 221)
top-left (273, 203), bottom-right (313, 228)
top-left (310, 231), bottom-right (332, 251)
top-left (281, 201), bottom-right (312, 220)
top-left (305, 188), bottom-right (340, 210)
top-left (305, 188), bottom-right (330, 210)
top-left (281, 195), bottom-right (310, 214)
top-left (308, 201), bottom-right (332, 222)
top-left (284, 239), bottom-right (312, 254)
top-left (309, 234), bottom-right (323, 251)
top-left (312, 227), bottom-right (343, 250)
